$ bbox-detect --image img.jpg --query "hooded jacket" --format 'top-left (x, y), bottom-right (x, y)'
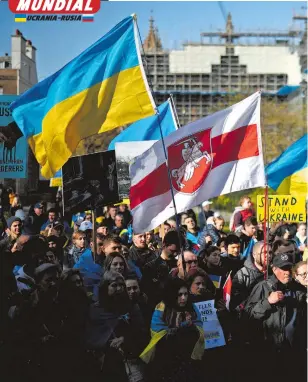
top-left (230, 253), bottom-right (265, 312)
top-left (244, 274), bottom-right (306, 350)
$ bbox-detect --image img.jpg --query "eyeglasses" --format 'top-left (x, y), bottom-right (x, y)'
top-left (297, 272), bottom-right (307, 278)
top-left (185, 259), bottom-right (198, 265)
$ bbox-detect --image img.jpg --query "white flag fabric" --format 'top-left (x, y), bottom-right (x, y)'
top-left (129, 92), bottom-right (265, 233)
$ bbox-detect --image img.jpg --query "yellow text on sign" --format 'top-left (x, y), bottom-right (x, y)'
top-left (257, 195), bottom-right (306, 223)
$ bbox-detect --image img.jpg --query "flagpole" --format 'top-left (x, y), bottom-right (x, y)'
top-left (259, 89), bottom-right (270, 280)
top-left (263, 185), bottom-right (269, 279)
top-left (169, 93), bottom-right (181, 129)
top-left (135, 19), bottom-right (186, 275)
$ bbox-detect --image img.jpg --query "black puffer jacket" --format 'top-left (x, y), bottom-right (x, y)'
top-left (128, 245), bottom-right (157, 274)
top-left (230, 254), bottom-right (265, 312)
top-left (245, 275), bottom-right (306, 351)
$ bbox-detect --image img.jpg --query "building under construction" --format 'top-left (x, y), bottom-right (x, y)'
top-left (143, 13), bottom-right (306, 126)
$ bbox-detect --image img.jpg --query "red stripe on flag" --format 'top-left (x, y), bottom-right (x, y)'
top-left (130, 163), bottom-right (169, 210)
top-left (130, 124), bottom-right (258, 210)
top-left (211, 124), bottom-right (258, 169)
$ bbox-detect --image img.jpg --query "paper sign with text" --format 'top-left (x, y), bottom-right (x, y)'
top-left (194, 300), bottom-right (226, 349)
top-left (257, 195), bottom-right (306, 223)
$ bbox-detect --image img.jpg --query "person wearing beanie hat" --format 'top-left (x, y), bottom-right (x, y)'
top-left (0, 216), bottom-right (22, 252)
top-left (7, 216), bottom-right (22, 231)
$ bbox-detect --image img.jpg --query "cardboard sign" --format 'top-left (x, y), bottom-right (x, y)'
top-left (62, 150), bottom-right (120, 214)
top-left (194, 300), bottom-right (226, 349)
top-left (0, 95), bottom-right (27, 179)
top-left (257, 195), bottom-right (306, 223)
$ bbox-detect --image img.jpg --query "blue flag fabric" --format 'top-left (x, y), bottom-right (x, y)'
top-left (241, 238), bottom-right (257, 260)
top-left (266, 134), bottom-right (307, 197)
top-left (108, 99), bottom-right (177, 150)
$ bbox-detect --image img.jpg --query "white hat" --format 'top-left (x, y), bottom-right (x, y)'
top-left (80, 221), bottom-right (93, 231)
top-left (202, 201), bottom-right (213, 207)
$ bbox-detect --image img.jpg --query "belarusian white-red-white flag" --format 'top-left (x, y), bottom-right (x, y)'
top-left (223, 272), bottom-right (232, 310)
top-left (129, 92), bottom-right (265, 232)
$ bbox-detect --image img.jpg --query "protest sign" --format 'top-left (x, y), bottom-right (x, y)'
top-left (0, 95), bottom-right (27, 179)
top-left (115, 141), bottom-right (156, 200)
top-left (257, 195), bottom-right (306, 223)
top-left (194, 300), bottom-right (226, 349)
top-left (62, 151), bottom-right (120, 214)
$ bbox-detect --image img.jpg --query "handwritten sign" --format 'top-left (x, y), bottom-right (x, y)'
top-left (0, 95), bottom-right (27, 179)
top-left (194, 300), bottom-right (226, 349)
top-left (257, 195), bottom-right (306, 223)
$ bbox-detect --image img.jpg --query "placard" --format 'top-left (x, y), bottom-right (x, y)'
top-left (62, 150), bottom-right (120, 214)
top-left (257, 195), bottom-right (306, 222)
top-left (194, 300), bottom-right (226, 349)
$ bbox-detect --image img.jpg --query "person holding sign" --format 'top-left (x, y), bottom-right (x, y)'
top-left (140, 278), bottom-right (204, 382)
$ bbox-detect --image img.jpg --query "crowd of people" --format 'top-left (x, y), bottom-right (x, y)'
top-left (0, 190), bottom-right (306, 382)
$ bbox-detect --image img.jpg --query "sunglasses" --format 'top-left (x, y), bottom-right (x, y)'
top-left (185, 259), bottom-right (198, 265)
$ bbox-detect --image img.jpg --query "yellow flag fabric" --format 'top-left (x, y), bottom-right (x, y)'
top-left (10, 15), bottom-right (155, 178)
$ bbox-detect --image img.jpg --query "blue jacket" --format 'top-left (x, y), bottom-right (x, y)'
top-left (198, 224), bottom-right (221, 250)
top-left (73, 248), bottom-right (103, 293)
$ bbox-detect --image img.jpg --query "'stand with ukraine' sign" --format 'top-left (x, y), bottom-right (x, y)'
top-left (257, 195), bottom-right (306, 223)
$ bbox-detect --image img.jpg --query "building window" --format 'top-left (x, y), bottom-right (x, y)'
top-left (0, 87), bottom-right (3, 95)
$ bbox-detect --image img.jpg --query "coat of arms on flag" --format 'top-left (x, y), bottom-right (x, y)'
top-left (169, 129), bottom-right (213, 194)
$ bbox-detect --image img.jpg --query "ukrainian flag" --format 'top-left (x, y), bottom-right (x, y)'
top-left (10, 15), bottom-right (156, 179)
top-left (15, 14), bottom-right (27, 22)
top-left (266, 134), bottom-right (307, 197)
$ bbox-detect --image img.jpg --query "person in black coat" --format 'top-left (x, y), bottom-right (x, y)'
top-left (142, 230), bottom-right (183, 308)
top-left (245, 252), bottom-right (306, 382)
top-left (23, 202), bottom-right (47, 235)
top-left (231, 241), bottom-right (272, 313)
top-left (221, 234), bottom-right (244, 278)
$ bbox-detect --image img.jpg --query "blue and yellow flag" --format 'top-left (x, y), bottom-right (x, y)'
top-left (266, 134), bottom-right (307, 197)
top-left (10, 15), bottom-right (156, 179)
top-left (108, 99), bottom-right (178, 150)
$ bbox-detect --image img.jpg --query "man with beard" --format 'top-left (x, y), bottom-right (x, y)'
top-left (230, 241), bottom-right (272, 348)
top-left (231, 241), bottom-right (272, 313)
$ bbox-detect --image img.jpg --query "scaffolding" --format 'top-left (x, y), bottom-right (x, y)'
top-left (142, 13), bottom-right (305, 125)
